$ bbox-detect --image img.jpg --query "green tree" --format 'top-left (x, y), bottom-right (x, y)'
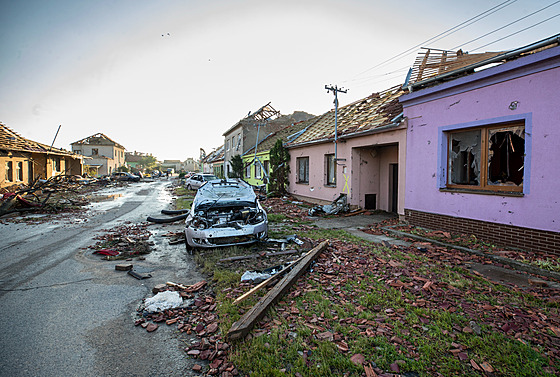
top-left (230, 154), bottom-right (244, 178)
top-left (268, 139), bottom-right (290, 196)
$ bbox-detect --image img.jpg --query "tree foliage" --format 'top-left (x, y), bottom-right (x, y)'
top-left (268, 139), bottom-right (290, 196)
top-left (230, 154), bottom-right (244, 178)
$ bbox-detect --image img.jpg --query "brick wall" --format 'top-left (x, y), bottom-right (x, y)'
top-left (405, 209), bottom-right (560, 255)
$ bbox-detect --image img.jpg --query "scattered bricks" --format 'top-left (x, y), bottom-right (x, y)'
top-left (206, 322), bottom-right (219, 334)
top-left (134, 318), bottom-right (145, 326)
top-left (152, 284), bottom-right (168, 294)
top-left (115, 263), bottom-right (133, 271)
top-left (192, 364), bottom-right (202, 372)
top-left (166, 318), bottom-right (178, 325)
top-left (350, 353), bottom-right (365, 366)
top-left (187, 349), bottom-right (201, 357)
top-left (146, 323), bottom-right (158, 332)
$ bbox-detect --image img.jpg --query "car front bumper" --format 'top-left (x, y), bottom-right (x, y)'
top-left (185, 221), bottom-right (268, 248)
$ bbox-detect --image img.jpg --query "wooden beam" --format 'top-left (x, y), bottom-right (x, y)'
top-left (232, 249), bottom-right (314, 305)
top-left (227, 240), bottom-right (329, 341)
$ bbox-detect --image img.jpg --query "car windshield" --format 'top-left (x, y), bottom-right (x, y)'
top-left (193, 180), bottom-right (256, 209)
top-left (202, 175), bottom-right (218, 181)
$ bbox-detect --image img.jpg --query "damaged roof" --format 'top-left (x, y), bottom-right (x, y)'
top-left (244, 120), bottom-right (311, 156)
top-left (0, 123), bottom-right (80, 157)
top-left (287, 86), bottom-right (405, 147)
top-left (223, 103), bottom-right (281, 136)
top-left (201, 145), bottom-right (225, 164)
top-left (71, 133), bottom-right (125, 149)
top-left (407, 33), bottom-right (560, 91)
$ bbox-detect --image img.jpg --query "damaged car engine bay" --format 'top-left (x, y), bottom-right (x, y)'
top-left (185, 179), bottom-right (268, 248)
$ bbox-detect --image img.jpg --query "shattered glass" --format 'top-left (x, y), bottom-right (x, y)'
top-left (487, 126), bottom-right (524, 186)
top-left (449, 130), bottom-right (481, 185)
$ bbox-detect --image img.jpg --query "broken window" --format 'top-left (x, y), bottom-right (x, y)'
top-left (6, 161), bottom-right (13, 182)
top-left (16, 161), bottom-right (23, 181)
top-left (297, 157), bottom-right (309, 183)
top-left (325, 154), bottom-right (336, 186)
top-left (92, 148), bottom-right (99, 156)
top-left (245, 164), bottom-right (251, 178)
top-left (53, 158), bottom-right (61, 172)
top-left (447, 122), bottom-right (524, 192)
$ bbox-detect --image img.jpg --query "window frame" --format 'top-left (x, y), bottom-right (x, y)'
top-left (254, 163), bottom-right (262, 179)
top-left (296, 156), bottom-right (309, 184)
top-left (445, 120), bottom-right (525, 194)
top-left (6, 161), bottom-right (13, 182)
top-left (245, 163), bottom-right (251, 178)
top-left (324, 154), bottom-right (336, 186)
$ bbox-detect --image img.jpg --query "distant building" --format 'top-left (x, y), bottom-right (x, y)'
top-left (0, 123), bottom-right (83, 189)
top-left (71, 133), bottom-right (125, 176)
top-left (161, 160), bottom-right (182, 173)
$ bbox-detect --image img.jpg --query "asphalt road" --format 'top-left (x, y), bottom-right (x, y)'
top-left (0, 179), bottom-right (204, 377)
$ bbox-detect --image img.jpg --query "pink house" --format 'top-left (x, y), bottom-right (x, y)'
top-left (287, 86), bottom-right (407, 216)
top-left (400, 35), bottom-right (560, 254)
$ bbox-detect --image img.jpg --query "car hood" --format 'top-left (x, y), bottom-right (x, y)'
top-left (192, 180), bottom-right (257, 210)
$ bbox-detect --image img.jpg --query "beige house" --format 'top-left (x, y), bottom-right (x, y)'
top-left (71, 133), bottom-right (126, 176)
top-left (0, 123), bottom-right (83, 189)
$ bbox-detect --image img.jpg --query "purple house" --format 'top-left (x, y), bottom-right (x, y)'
top-left (400, 35), bottom-right (560, 254)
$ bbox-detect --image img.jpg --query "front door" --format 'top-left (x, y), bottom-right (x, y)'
top-left (389, 163), bottom-right (398, 213)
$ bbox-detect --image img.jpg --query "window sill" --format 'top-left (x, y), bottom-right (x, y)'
top-left (296, 181), bottom-right (309, 185)
top-left (324, 184), bottom-right (337, 188)
top-left (440, 188), bottom-right (523, 197)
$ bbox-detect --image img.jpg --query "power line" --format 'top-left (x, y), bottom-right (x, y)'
top-left (470, 12), bottom-right (560, 51)
top-left (349, 0), bottom-right (516, 79)
top-left (451, 0), bottom-right (560, 51)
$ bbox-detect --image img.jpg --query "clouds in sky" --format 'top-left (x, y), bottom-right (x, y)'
top-left (1, 0), bottom-right (558, 160)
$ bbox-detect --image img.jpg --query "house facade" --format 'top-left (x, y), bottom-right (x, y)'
top-left (287, 87), bottom-right (407, 215)
top-left (1, 123), bottom-right (83, 189)
top-left (223, 103), bottom-right (314, 178)
top-left (200, 145), bottom-right (225, 178)
top-left (71, 133), bottom-right (125, 176)
top-left (400, 36), bottom-right (560, 254)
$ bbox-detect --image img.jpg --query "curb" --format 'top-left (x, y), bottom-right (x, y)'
top-left (382, 226), bottom-right (560, 282)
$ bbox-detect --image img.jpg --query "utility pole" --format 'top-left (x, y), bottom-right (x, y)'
top-left (325, 85), bottom-right (347, 162)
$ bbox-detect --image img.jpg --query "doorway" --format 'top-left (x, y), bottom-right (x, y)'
top-left (389, 163), bottom-right (398, 213)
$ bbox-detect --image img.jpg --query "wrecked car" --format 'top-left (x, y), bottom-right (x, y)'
top-left (185, 179), bottom-right (268, 248)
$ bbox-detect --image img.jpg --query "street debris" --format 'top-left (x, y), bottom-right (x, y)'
top-left (0, 175), bottom-right (101, 219)
top-left (144, 291), bottom-right (183, 313)
top-left (89, 223), bottom-right (153, 260)
top-left (227, 240), bottom-right (329, 340)
top-left (127, 269), bottom-right (152, 280)
top-left (308, 193), bottom-right (349, 216)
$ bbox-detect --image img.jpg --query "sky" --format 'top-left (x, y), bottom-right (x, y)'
top-left (1, 0), bottom-right (558, 161)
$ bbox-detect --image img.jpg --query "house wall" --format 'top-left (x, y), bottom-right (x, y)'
top-left (288, 126), bottom-right (406, 214)
top-left (1, 153), bottom-right (82, 188)
top-left (243, 151), bottom-right (270, 188)
top-left (72, 144), bottom-right (125, 173)
top-left (400, 45), bottom-right (560, 252)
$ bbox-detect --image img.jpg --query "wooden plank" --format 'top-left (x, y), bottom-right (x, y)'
top-left (232, 249), bottom-right (313, 305)
top-left (227, 240), bottom-right (329, 341)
